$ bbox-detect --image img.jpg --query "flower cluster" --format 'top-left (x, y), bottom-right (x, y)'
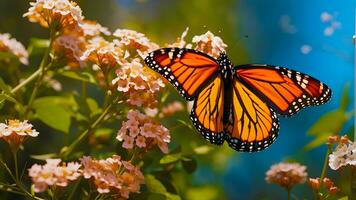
top-left (113, 29), bottom-right (159, 59)
top-left (159, 101), bottom-right (184, 118)
top-left (80, 37), bottom-right (125, 68)
top-left (308, 177), bottom-right (340, 195)
top-left (117, 110), bottom-right (171, 153)
top-left (0, 120), bottom-right (39, 151)
top-left (23, 0), bottom-right (84, 31)
top-left (265, 162), bottom-right (307, 190)
top-left (80, 155), bottom-right (144, 198)
top-left (0, 33), bottom-right (29, 65)
top-left (53, 20), bottom-right (111, 68)
top-left (192, 31), bottom-right (227, 58)
top-left (328, 135), bottom-right (355, 170)
top-left (28, 159), bottom-right (81, 193)
top-left (112, 59), bottom-right (165, 107)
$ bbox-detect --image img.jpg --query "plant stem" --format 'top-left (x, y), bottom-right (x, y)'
top-left (12, 150), bottom-right (18, 181)
top-left (0, 160), bottom-right (44, 200)
top-left (351, 166), bottom-right (356, 200)
top-left (61, 97), bottom-right (119, 158)
top-left (287, 189), bottom-right (291, 200)
top-left (23, 29), bottom-right (55, 119)
top-left (320, 144), bottom-right (332, 182)
top-left (11, 68), bottom-right (42, 94)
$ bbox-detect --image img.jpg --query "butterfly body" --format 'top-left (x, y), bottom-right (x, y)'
top-left (145, 48), bottom-right (331, 152)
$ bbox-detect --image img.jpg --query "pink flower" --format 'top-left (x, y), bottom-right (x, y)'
top-left (122, 135), bottom-right (134, 149)
top-left (117, 110), bottom-right (171, 153)
top-left (135, 136), bottom-right (146, 148)
top-left (265, 162), bottom-right (307, 190)
top-left (113, 29), bottom-right (159, 59)
top-left (80, 155), bottom-right (144, 199)
top-left (81, 37), bottom-right (125, 67)
top-left (159, 101), bottom-right (184, 118)
top-left (28, 159), bottom-right (81, 193)
top-left (111, 59), bottom-right (165, 108)
top-left (0, 33), bottom-right (29, 65)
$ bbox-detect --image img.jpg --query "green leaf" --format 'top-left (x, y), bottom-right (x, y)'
top-left (145, 174), bottom-right (167, 194)
top-left (94, 128), bottom-right (113, 139)
top-left (308, 110), bottom-right (346, 136)
top-left (303, 134), bottom-right (331, 151)
top-left (338, 197), bottom-right (348, 200)
top-left (193, 145), bottom-right (213, 155)
top-left (164, 193), bottom-right (181, 200)
top-left (177, 119), bottom-right (194, 130)
top-left (0, 52), bottom-right (17, 60)
top-left (147, 193), bottom-right (166, 200)
top-left (339, 83), bottom-right (350, 111)
top-left (0, 78), bottom-right (11, 93)
top-left (86, 98), bottom-right (102, 117)
top-left (181, 157), bottom-right (197, 174)
top-left (30, 153), bottom-right (57, 160)
top-left (35, 104), bottom-right (71, 133)
top-left (0, 93), bottom-right (18, 104)
top-left (58, 70), bottom-right (97, 84)
top-left (186, 186), bottom-right (219, 200)
top-left (27, 38), bottom-right (49, 56)
top-left (159, 153), bottom-right (182, 164)
top-left (33, 96), bottom-right (76, 108)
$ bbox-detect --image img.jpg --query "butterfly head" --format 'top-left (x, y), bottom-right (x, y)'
top-left (217, 53), bottom-right (234, 79)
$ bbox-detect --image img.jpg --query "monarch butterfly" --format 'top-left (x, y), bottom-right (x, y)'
top-left (144, 48), bottom-right (331, 152)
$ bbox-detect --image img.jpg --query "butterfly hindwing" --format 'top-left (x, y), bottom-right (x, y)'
top-left (225, 79), bottom-right (280, 152)
top-left (190, 74), bottom-right (225, 145)
top-left (236, 65), bottom-right (331, 116)
top-left (145, 48), bottom-right (219, 100)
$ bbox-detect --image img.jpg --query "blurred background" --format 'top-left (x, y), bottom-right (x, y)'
top-left (0, 0), bottom-right (354, 199)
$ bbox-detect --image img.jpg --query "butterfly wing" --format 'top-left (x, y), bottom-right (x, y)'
top-left (145, 48), bottom-right (219, 100)
top-left (225, 79), bottom-right (280, 152)
top-left (190, 74), bottom-right (225, 145)
top-left (236, 65), bottom-right (332, 116)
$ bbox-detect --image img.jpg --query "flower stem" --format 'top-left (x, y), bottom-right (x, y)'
top-left (12, 150), bottom-right (19, 181)
top-left (287, 189), bottom-right (291, 200)
top-left (0, 159), bottom-right (44, 200)
top-left (11, 68), bottom-right (42, 94)
top-left (351, 166), bottom-right (356, 199)
top-left (23, 29), bottom-right (55, 119)
top-left (320, 144), bottom-right (332, 182)
top-left (60, 97), bottom-right (119, 159)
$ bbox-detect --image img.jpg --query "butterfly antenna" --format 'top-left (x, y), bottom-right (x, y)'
top-left (229, 35), bottom-right (249, 52)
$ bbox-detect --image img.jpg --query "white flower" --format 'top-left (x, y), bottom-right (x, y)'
top-left (192, 31), bottom-right (227, 58)
top-left (329, 140), bottom-right (356, 170)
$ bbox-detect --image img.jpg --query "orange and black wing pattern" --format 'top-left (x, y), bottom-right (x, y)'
top-left (145, 48), bottom-right (219, 100)
top-left (225, 79), bottom-right (279, 152)
top-left (190, 74), bottom-right (225, 144)
top-left (236, 65), bottom-right (331, 116)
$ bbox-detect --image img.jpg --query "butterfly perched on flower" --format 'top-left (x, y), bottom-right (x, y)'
top-left (144, 48), bottom-right (331, 152)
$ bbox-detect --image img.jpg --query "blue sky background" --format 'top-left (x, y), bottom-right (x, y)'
top-left (206, 0), bottom-right (354, 199)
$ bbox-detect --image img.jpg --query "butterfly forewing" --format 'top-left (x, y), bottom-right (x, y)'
top-left (144, 48), bottom-right (219, 100)
top-left (236, 65), bottom-right (331, 116)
